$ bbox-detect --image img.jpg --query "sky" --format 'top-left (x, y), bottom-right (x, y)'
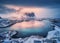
top-left (0, 0), bottom-right (60, 18)
top-left (0, 0), bottom-right (60, 38)
top-left (0, 0), bottom-right (60, 29)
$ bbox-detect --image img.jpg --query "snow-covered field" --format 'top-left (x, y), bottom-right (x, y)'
top-left (0, 17), bottom-right (60, 43)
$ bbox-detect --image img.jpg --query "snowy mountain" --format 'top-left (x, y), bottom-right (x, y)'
top-left (0, 16), bottom-right (60, 29)
top-left (0, 18), bottom-right (16, 28)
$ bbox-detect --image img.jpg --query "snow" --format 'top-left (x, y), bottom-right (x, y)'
top-left (0, 18), bottom-right (60, 43)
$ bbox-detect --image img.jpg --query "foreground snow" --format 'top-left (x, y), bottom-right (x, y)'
top-left (0, 25), bottom-right (60, 43)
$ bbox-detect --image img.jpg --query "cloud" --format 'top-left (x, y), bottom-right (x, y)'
top-left (0, 0), bottom-right (60, 7)
top-left (24, 12), bottom-right (35, 17)
top-left (0, 0), bottom-right (60, 18)
top-left (0, 0), bottom-right (59, 30)
top-left (0, 5), bottom-right (60, 18)
top-left (0, 5), bottom-right (41, 18)
top-left (0, 5), bottom-right (16, 14)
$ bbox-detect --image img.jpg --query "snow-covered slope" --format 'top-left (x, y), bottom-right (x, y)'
top-left (0, 18), bottom-right (17, 28)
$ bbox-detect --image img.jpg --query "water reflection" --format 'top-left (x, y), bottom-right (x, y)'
top-left (5, 20), bottom-right (54, 38)
top-left (11, 21), bottom-right (45, 30)
top-left (0, 20), bottom-right (54, 38)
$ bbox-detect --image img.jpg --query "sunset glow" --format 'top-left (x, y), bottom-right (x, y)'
top-left (11, 21), bottom-right (45, 30)
top-left (2, 5), bottom-right (48, 19)
top-left (0, 5), bottom-right (54, 29)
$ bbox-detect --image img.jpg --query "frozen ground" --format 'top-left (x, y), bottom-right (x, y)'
top-left (0, 17), bottom-right (60, 43)
top-left (0, 24), bottom-right (60, 43)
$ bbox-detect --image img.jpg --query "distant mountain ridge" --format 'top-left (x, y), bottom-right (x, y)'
top-left (0, 16), bottom-right (60, 28)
